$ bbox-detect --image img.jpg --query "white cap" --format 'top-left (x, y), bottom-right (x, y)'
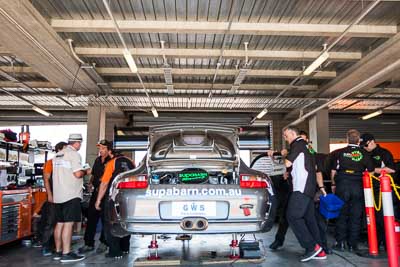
top-left (68, 133), bottom-right (83, 142)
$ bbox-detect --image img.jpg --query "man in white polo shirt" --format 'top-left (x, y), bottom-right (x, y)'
top-left (52, 133), bottom-right (91, 263)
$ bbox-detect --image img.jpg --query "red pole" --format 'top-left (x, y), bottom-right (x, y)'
top-left (380, 170), bottom-right (399, 267)
top-left (362, 171), bottom-right (379, 257)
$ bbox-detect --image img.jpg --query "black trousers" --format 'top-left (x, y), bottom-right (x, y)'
top-left (271, 175), bottom-right (290, 243)
top-left (84, 190), bottom-right (106, 247)
top-left (286, 191), bottom-right (322, 251)
top-left (101, 199), bottom-right (130, 256)
top-left (315, 204), bottom-right (328, 251)
top-left (335, 176), bottom-right (364, 246)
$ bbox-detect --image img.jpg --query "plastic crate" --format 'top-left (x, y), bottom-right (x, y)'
top-left (319, 194), bottom-right (344, 219)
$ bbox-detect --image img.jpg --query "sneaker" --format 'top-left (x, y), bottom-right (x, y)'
top-left (96, 243), bottom-right (108, 254)
top-left (78, 245), bottom-right (95, 254)
top-left (122, 250), bottom-right (129, 255)
top-left (105, 252), bottom-right (123, 259)
top-left (42, 248), bottom-right (53, 257)
top-left (32, 241), bottom-right (43, 248)
top-left (300, 244), bottom-right (323, 262)
top-left (314, 250), bottom-right (327, 260)
top-left (269, 240), bottom-right (283, 250)
top-left (60, 252), bottom-right (85, 263)
top-left (52, 251), bottom-right (62, 260)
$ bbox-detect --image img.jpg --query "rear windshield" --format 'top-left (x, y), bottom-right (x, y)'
top-left (150, 131), bottom-right (236, 161)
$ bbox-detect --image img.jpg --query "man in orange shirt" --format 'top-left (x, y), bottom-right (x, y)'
top-left (95, 150), bottom-right (134, 259)
top-left (38, 141), bottom-right (67, 256)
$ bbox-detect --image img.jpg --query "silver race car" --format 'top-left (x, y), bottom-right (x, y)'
top-left (108, 124), bottom-right (276, 238)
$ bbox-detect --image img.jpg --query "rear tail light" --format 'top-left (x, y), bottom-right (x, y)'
top-left (240, 174), bottom-right (268, 188)
top-left (117, 174), bottom-right (148, 189)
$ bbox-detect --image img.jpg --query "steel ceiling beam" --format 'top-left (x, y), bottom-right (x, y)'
top-left (75, 47), bottom-right (362, 62)
top-left (51, 20), bottom-right (397, 38)
top-left (97, 67), bottom-right (337, 79)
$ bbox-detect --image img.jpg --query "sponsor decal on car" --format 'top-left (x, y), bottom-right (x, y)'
top-left (145, 187), bottom-right (242, 197)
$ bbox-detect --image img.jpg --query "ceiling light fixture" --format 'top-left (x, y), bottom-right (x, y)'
top-left (32, 105), bottom-right (53, 117)
top-left (123, 49), bottom-right (137, 73)
top-left (361, 109), bottom-right (383, 120)
top-left (256, 108), bottom-right (268, 119)
top-left (303, 51), bottom-right (329, 76)
top-left (151, 107), bottom-right (159, 118)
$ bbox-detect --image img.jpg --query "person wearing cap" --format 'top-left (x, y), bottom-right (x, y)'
top-left (361, 133), bottom-right (396, 250)
top-left (330, 129), bottom-right (374, 252)
top-left (52, 133), bottom-right (91, 263)
top-left (95, 149), bottom-right (135, 259)
top-left (78, 140), bottom-right (112, 254)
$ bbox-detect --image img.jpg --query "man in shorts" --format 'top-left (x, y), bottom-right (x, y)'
top-left (52, 133), bottom-right (91, 263)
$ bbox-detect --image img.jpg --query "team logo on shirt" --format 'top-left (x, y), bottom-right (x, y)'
top-left (307, 144), bottom-right (316, 154)
top-left (373, 155), bottom-right (381, 161)
top-left (343, 150), bottom-right (363, 162)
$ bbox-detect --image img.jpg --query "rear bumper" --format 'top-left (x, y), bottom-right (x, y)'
top-left (118, 220), bottom-right (267, 234)
top-left (108, 184), bottom-right (276, 235)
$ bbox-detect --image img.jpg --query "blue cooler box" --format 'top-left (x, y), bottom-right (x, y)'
top-left (319, 194), bottom-right (345, 219)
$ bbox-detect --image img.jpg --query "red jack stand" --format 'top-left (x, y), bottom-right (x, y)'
top-left (229, 233), bottom-right (240, 259)
top-left (147, 234), bottom-right (160, 260)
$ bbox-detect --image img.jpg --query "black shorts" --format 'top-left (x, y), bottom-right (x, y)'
top-left (55, 198), bottom-right (82, 223)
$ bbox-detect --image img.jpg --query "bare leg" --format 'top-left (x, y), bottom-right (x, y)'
top-left (61, 222), bottom-right (74, 254)
top-left (54, 223), bottom-right (64, 252)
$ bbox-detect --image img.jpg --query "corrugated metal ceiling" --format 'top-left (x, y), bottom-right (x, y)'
top-left (0, 0), bottom-right (399, 115)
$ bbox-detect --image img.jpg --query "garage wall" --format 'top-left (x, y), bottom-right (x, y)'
top-left (329, 114), bottom-right (400, 141)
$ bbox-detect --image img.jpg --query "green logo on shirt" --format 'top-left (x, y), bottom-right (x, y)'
top-left (373, 155), bottom-right (381, 161)
top-left (307, 144), bottom-right (316, 154)
top-left (344, 150), bottom-right (363, 162)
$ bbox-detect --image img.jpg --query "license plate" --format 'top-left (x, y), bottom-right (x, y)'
top-left (171, 201), bottom-right (216, 217)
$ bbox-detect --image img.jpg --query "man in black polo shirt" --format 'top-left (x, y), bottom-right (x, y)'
top-left (330, 129), bottom-right (374, 252)
top-left (78, 140), bottom-right (112, 254)
top-left (360, 133), bottom-right (396, 249)
top-left (283, 126), bottom-right (323, 262)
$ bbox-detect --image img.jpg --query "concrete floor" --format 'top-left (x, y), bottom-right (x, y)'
top-left (0, 226), bottom-right (389, 267)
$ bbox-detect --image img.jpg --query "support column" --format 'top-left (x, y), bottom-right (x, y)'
top-left (86, 106), bottom-right (106, 166)
top-left (309, 109), bottom-right (329, 154)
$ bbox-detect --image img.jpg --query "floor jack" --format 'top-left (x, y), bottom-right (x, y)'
top-left (229, 233), bottom-right (240, 259)
top-left (147, 234), bottom-right (160, 260)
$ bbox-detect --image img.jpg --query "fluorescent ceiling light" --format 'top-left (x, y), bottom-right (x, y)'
top-left (303, 51), bottom-right (329, 76)
top-left (151, 107), bottom-right (159, 118)
top-left (256, 108), bottom-right (268, 119)
top-left (32, 106), bottom-right (53, 117)
top-left (123, 49), bottom-right (138, 73)
top-left (361, 109), bottom-right (383, 120)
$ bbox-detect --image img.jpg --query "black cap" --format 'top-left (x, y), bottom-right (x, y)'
top-left (55, 142), bottom-right (68, 153)
top-left (360, 133), bottom-right (375, 147)
top-left (96, 139), bottom-right (113, 150)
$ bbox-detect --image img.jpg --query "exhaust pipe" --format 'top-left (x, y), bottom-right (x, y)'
top-left (180, 217), bottom-right (208, 231)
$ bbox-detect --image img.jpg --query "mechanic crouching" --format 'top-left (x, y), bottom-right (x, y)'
top-left (330, 129), bottom-right (374, 252)
top-left (95, 149), bottom-right (135, 259)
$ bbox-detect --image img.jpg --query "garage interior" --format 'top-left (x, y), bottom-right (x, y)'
top-left (0, 0), bottom-right (400, 266)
